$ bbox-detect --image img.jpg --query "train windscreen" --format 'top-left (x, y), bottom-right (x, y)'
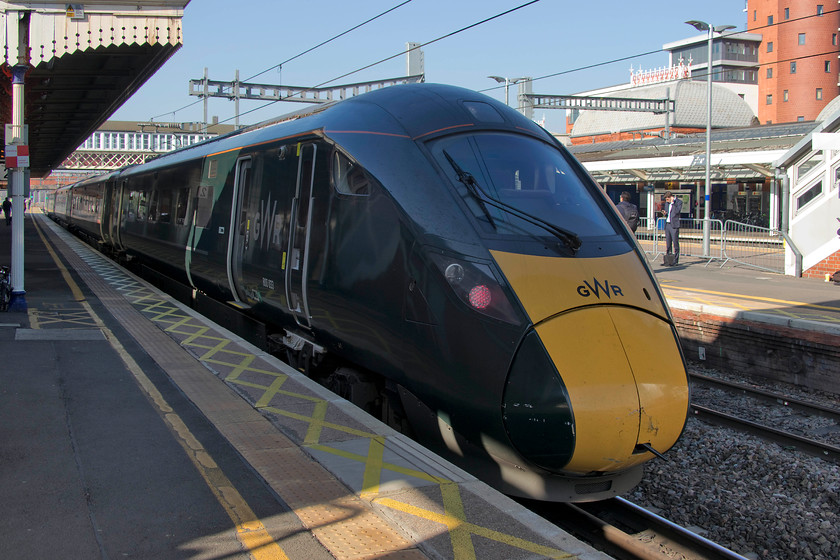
top-left (431, 132), bottom-right (619, 241)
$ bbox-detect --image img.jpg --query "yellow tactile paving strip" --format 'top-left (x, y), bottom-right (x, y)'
top-left (37, 215), bottom-right (587, 560)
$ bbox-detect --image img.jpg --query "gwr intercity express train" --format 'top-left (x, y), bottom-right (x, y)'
top-left (49, 83), bottom-right (689, 502)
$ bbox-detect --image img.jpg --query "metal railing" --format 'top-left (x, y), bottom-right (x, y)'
top-left (637, 217), bottom-right (724, 263)
top-left (721, 220), bottom-right (797, 275)
top-left (635, 218), bottom-right (798, 275)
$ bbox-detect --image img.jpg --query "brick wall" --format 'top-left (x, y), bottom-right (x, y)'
top-left (803, 249), bottom-right (840, 279)
top-left (672, 307), bottom-right (840, 394)
top-left (749, 0), bottom-right (840, 124)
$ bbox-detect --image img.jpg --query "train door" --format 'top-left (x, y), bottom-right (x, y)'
top-left (285, 143), bottom-right (317, 329)
top-left (107, 179), bottom-right (126, 250)
top-left (101, 178), bottom-right (114, 245)
top-left (225, 157), bottom-right (252, 303)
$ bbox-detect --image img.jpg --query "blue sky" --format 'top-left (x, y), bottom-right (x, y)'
top-left (111, 0), bottom-right (749, 132)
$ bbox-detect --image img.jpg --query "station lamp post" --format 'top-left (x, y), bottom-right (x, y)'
top-left (487, 75), bottom-right (528, 109)
top-left (685, 20), bottom-right (735, 258)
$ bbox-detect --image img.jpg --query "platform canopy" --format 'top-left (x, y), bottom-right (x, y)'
top-left (0, 1), bottom-right (188, 177)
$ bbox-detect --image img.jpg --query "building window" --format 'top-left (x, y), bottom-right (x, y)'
top-left (797, 116), bottom-right (805, 122)
top-left (798, 33), bottom-right (806, 45)
top-left (753, 9), bottom-right (756, 21)
top-left (768, 15), bottom-right (773, 25)
top-left (834, 34), bottom-right (837, 46)
top-left (817, 88), bottom-right (823, 100)
top-left (766, 94), bottom-right (773, 105)
top-left (783, 90), bottom-right (789, 102)
top-left (817, 4), bottom-right (824, 15)
top-left (766, 67), bottom-right (773, 78)
top-left (767, 41), bottom-right (773, 52)
top-left (791, 61), bottom-right (797, 73)
top-left (798, 152), bottom-right (825, 181)
top-left (785, 7), bottom-right (790, 19)
top-left (796, 181), bottom-right (822, 211)
top-left (827, 61), bottom-right (832, 73)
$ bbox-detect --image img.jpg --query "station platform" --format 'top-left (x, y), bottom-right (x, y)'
top-left (652, 255), bottom-right (840, 394)
top-left (0, 210), bottom-right (607, 559)
top-left (654, 256), bottom-right (840, 328)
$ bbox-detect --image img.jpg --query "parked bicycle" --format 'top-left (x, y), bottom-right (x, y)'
top-left (0, 265), bottom-right (11, 311)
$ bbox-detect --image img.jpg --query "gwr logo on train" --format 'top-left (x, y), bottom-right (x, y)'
top-left (251, 195), bottom-right (283, 251)
top-left (576, 278), bottom-right (624, 299)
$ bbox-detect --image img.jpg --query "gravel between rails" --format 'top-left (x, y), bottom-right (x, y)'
top-left (627, 364), bottom-right (840, 560)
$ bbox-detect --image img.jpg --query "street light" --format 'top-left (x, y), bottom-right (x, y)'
top-left (685, 20), bottom-right (735, 258)
top-left (488, 75), bottom-right (528, 108)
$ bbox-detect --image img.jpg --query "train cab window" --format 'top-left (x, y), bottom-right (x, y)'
top-left (332, 151), bottom-right (370, 195)
top-left (431, 132), bottom-right (618, 241)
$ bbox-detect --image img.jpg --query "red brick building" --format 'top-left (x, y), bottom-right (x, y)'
top-left (748, 0), bottom-right (840, 124)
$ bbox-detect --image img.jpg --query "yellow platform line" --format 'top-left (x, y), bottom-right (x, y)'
top-left (377, 497), bottom-right (577, 560)
top-left (664, 285), bottom-right (840, 312)
top-left (263, 405), bottom-right (378, 440)
top-left (441, 482), bottom-right (476, 559)
top-left (306, 442), bottom-right (449, 486)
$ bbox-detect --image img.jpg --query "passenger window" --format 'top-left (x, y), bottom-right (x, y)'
top-left (148, 190), bottom-right (159, 222)
top-left (332, 151), bottom-right (370, 195)
top-left (138, 192), bottom-right (148, 221)
top-left (175, 187), bottom-right (190, 225)
top-left (159, 190), bottom-right (172, 223)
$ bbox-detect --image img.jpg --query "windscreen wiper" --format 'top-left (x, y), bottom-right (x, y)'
top-left (442, 150), bottom-right (581, 253)
top-left (443, 150), bottom-right (498, 230)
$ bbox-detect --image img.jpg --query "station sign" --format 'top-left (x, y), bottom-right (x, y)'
top-left (5, 145), bottom-right (29, 168)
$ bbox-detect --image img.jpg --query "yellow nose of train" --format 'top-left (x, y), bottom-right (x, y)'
top-left (492, 249), bottom-right (689, 474)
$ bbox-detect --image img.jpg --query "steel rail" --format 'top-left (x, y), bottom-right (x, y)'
top-left (538, 498), bottom-right (750, 560)
top-left (691, 404), bottom-right (840, 463)
top-left (611, 497), bottom-right (752, 560)
top-left (690, 372), bottom-right (840, 422)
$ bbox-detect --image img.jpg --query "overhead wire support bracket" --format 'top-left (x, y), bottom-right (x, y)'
top-left (189, 74), bottom-right (425, 105)
top-left (522, 93), bottom-right (674, 114)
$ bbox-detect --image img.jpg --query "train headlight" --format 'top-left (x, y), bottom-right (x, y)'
top-left (430, 253), bottom-right (520, 324)
top-left (444, 263), bottom-right (465, 284)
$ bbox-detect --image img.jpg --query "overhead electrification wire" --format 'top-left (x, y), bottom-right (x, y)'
top-left (216, 0), bottom-right (543, 125)
top-left (242, 0), bottom-right (414, 84)
top-left (479, 8), bottom-right (840, 94)
top-left (149, 0), bottom-right (414, 121)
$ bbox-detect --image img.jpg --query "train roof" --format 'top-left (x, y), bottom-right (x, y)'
top-left (97, 83), bottom-right (551, 180)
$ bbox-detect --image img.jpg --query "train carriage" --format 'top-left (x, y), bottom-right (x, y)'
top-left (52, 83), bottom-right (690, 502)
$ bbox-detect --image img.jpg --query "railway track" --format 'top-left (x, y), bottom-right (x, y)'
top-left (526, 497), bottom-right (749, 560)
top-left (689, 373), bottom-right (840, 464)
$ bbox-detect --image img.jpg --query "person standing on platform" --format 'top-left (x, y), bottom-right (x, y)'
top-left (616, 191), bottom-right (640, 233)
top-left (662, 191), bottom-right (682, 265)
top-left (2, 197), bottom-right (10, 226)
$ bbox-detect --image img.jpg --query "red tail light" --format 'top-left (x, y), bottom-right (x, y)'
top-left (429, 253), bottom-right (521, 324)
